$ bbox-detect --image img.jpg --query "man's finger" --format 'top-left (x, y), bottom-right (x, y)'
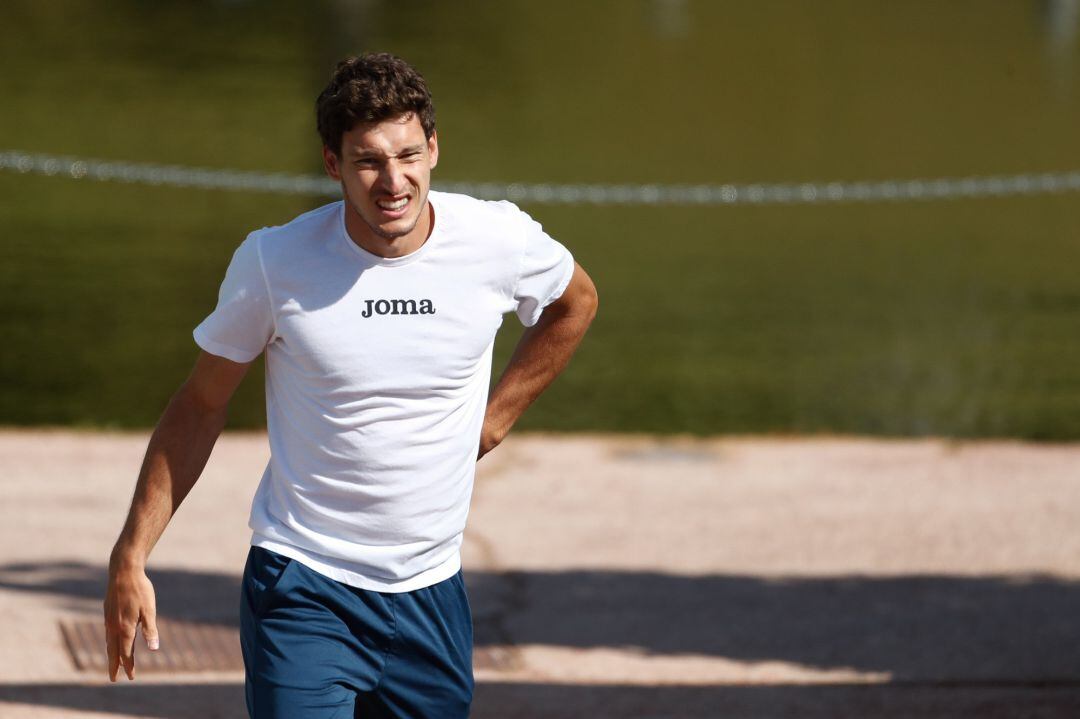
top-left (119, 630), bottom-right (136, 680)
top-left (106, 630), bottom-right (119, 682)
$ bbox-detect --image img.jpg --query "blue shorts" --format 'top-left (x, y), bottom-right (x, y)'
top-left (240, 546), bottom-right (474, 718)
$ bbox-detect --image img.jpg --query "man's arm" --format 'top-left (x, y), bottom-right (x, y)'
top-left (479, 261), bottom-right (599, 459)
top-left (103, 351), bottom-right (251, 682)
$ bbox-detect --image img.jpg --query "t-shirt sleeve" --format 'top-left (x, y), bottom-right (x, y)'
top-left (512, 208), bottom-right (575, 327)
top-left (192, 232), bottom-right (275, 363)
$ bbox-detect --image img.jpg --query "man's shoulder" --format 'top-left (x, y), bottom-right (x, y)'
top-left (236, 201), bottom-right (342, 272)
top-left (431, 190), bottom-right (523, 228)
top-left (249, 201), bottom-right (342, 244)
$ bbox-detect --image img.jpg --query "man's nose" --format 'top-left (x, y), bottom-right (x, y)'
top-left (380, 161), bottom-right (406, 193)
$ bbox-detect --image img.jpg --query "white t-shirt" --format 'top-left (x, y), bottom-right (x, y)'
top-left (193, 191), bottom-right (575, 592)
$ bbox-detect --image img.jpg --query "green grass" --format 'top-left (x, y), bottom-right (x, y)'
top-left (522, 198), bottom-right (1080, 438)
top-left (2, 0), bottom-right (1080, 437)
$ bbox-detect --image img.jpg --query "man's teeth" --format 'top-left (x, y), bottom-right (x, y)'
top-left (378, 197), bottom-right (409, 211)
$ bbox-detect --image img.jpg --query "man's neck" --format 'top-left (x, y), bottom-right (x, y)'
top-left (345, 199), bottom-right (434, 259)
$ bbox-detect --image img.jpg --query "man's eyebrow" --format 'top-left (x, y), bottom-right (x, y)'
top-left (348, 144), bottom-right (425, 159)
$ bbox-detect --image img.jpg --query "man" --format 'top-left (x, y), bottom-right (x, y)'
top-left (103, 52), bottom-right (598, 717)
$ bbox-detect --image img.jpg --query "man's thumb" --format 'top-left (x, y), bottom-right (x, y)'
top-left (142, 613), bottom-right (160, 651)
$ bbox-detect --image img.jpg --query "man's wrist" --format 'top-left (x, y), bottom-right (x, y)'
top-left (109, 543), bottom-right (147, 573)
top-left (483, 406), bottom-right (515, 442)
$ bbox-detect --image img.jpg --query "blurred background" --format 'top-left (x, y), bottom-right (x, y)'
top-left (3, 0), bottom-right (1079, 439)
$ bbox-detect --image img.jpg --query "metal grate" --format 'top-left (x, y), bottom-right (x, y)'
top-left (60, 618), bottom-right (244, 673)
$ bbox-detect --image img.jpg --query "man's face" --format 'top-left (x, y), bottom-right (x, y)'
top-left (323, 113), bottom-right (439, 247)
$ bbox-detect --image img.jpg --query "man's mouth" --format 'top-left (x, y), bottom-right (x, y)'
top-left (376, 196), bottom-right (410, 212)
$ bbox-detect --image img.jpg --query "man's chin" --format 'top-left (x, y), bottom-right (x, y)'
top-left (344, 195), bottom-right (425, 243)
top-left (368, 220), bottom-right (418, 242)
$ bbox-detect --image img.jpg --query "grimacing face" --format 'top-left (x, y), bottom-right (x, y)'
top-left (323, 113), bottom-right (439, 255)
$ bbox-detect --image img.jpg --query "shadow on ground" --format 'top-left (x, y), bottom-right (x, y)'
top-left (1, 680), bottom-right (1079, 719)
top-left (471, 569), bottom-right (1080, 682)
top-left (2, 561), bottom-right (1080, 677)
top-left (2, 560), bottom-right (1079, 681)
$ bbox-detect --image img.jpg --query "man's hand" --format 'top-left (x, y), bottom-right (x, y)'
top-left (103, 559), bottom-right (159, 681)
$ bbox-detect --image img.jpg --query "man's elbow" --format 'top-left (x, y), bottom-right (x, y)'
top-left (580, 283), bottom-right (599, 324)
top-left (562, 263), bottom-right (599, 323)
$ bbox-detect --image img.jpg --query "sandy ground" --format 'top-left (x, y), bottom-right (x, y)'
top-left (1, 430), bottom-right (1079, 718)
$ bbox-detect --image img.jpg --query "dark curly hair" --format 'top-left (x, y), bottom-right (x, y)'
top-left (316, 53), bottom-right (436, 155)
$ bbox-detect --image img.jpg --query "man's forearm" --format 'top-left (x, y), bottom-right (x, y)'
top-left (483, 297), bottom-right (597, 448)
top-left (110, 390), bottom-right (228, 569)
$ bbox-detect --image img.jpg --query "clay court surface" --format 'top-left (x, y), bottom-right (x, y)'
top-left (1, 430), bottom-right (1079, 718)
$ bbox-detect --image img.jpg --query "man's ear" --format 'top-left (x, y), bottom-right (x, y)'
top-left (428, 131), bottom-right (439, 171)
top-left (323, 145), bottom-right (342, 181)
